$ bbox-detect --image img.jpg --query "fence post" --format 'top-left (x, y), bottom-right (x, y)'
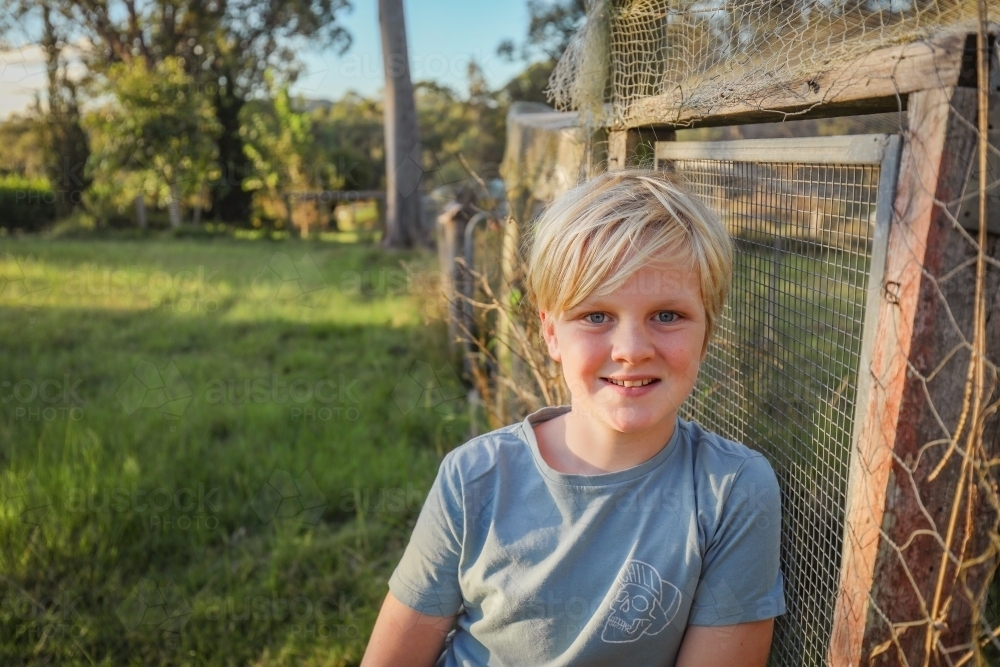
top-left (436, 203), bottom-right (470, 361)
top-left (830, 86), bottom-right (999, 665)
top-left (608, 130), bottom-right (627, 171)
top-left (608, 128), bottom-right (672, 170)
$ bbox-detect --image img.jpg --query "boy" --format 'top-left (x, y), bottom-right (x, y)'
top-left (361, 170), bottom-right (785, 666)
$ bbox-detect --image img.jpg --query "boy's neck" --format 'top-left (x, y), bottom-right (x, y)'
top-left (535, 408), bottom-right (677, 475)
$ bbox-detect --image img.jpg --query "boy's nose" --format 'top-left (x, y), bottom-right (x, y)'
top-left (610, 319), bottom-right (655, 364)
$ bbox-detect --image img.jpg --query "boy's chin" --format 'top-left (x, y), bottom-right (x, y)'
top-left (578, 403), bottom-right (671, 432)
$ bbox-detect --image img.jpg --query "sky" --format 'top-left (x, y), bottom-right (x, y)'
top-left (0, 0), bottom-right (534, 120)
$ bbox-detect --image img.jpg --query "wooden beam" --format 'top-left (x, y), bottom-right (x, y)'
top-left (625, 32), bottom-right (970, 129)
top-left (830, 86), bottom-right (999, 666)
top-left (607, 127), bottom-right (674, 170)
top-left (607, 129), bottom-right (627, 171)
top-left (287, 190), bottom-right (386, 202)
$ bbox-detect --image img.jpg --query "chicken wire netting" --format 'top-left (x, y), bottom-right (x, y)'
top-left (473, 7), bottom-right (1000, 662)
top-left (548, 0), bottom-right (994, 124)
top-left (661, 155), bottom-right (882, 667)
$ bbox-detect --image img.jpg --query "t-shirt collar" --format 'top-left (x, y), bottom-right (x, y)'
top-left (520, 404), bottom-right (682, 487)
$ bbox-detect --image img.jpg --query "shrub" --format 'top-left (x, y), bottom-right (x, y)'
top-left (0, 175), bottom-right (58, 231)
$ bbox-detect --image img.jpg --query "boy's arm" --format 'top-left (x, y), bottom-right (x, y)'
top-left (675, 619), bottom-right (774, 667)
top-left (360, 591), bottom-right (457, 667)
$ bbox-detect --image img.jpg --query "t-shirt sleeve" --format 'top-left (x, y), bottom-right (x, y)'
top-left (387, 454), bottom-right (465, 617)
top-left (688, 454), bottom-right (786, 626)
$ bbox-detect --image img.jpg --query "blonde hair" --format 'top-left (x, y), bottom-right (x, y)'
top-left (523, 169), bottom-right (734, 352)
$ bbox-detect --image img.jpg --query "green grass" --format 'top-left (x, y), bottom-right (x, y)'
top-left (0, 236), bottom-right (468, 666)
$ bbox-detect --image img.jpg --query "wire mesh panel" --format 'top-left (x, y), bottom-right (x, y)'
top-left (656, 135), bottom-right (899, 667)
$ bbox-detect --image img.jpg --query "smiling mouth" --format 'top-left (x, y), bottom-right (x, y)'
top-left (603, 378), bottom-right (660, 388)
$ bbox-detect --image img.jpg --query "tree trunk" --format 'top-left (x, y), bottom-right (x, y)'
top-left (378, 0), bottom-right (430, 249)
top-left (211, 81), bottom-right (252, 223)
top-left (168, 183), bottom-right (182, 228)
top-left (40, 4), bottom-right (90, 220)
top-left (134, 195), bottom-right (147, 229)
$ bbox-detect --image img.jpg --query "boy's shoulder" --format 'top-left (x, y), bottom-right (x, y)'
top-left (438, 418), bottom-right (533, 485)
top-left (678, 418), bottom-right (776, 482)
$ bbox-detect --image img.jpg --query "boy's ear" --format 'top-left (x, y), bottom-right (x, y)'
top-left (538, 310), bottom-right (561, 362)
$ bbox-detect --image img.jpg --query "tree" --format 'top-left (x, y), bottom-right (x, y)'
top-left (378, 0), bottom-right (430, 249)
top-left (496, 0), bottom-right (587, 63)
top-left (85, 56), bottom-right (221, 228)
top-left (241, 74), bottom-right (312, 199)
top-left (1, 0), bottom-right (353, 223)
top-left (309, 92), bottom-right (384, 193)
top-left (5, 2), bottom-right (92, 218)
top-left (415, 63), bottom-right (506, 186)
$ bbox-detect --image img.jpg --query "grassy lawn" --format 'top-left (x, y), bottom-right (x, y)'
top-left (0, 236), bottom-right (469, 666)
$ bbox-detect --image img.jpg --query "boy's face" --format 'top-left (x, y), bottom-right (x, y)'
top-left (539, 253), bottom-right (707, 438)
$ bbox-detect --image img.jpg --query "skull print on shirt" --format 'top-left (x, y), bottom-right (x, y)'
top-left (602, 559), bottom-right (683, 643)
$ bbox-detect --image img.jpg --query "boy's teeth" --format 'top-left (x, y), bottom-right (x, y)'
top-left (608, 379), bottom-right (655, 387)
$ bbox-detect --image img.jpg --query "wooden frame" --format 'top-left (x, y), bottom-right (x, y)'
top-left (653, 133), bottom-right (898, 165)
top-left (617, 32), bottom-right (971, 130)
top-left (828, 84), bottom-right (998, 667)
top-left (608, 27), bottom-right (999, 667)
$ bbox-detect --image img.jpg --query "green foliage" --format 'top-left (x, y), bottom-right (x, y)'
top-left (0, 238), bottom-right (467, 665)
top-left (498, 59), bottom-right (559, 105)
top-left (415, 63), bottom-right (507, 184)
top-left (242, 72), bottom-right (314, 194)
top-left (0, 115), bottom-right (48, 180)
top-left (1, 0), bottom-right (354, 222)
top-left (84, 56), bottom-right (222, 217)
top-left (0, 26), bottom-right (556, 232)
top-left (307, 93), bottom-right (385, 192)
top-left (496, 0), bottom-right (586, 62)
top-left (0, 175), bottom-right (57, 231)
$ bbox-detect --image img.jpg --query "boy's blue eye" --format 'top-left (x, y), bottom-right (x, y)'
top-left (586, 313), bottom-right (607, 324)
top-left (657, 311), bottom-right (678, 323)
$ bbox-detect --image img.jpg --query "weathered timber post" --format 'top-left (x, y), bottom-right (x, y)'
top-left (436, 202), bottom-right (473, 359)
top-left (283, 193), bottom-right (293, 233)
top-left (830, 86), bottom-right (1000, 665)
top-left (495, 214), bottom-right (520, 427)
top-left (607, 128), bottom-right (672, 171)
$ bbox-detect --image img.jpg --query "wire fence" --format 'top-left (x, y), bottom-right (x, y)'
top-left (664, 152), bottom-right (886, 667)
top-left (447, 4), bottom-right (1000, 665)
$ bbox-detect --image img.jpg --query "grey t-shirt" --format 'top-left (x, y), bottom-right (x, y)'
top-left (388, 405), bottom-right (785, 667)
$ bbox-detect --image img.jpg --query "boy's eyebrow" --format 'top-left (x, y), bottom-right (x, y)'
top-left (570, 293), bottom-right (699, 311)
